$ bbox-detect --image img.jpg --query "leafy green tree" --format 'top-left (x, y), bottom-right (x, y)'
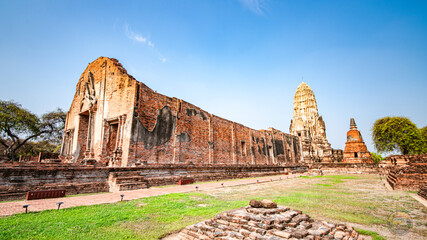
top-left (16, 140), bottom-right (60, 156)
top-left (421, 126), bottom-right (427, 143)
top-left (372, 116), bottom-right (426, 155)
top-left (0, 100), bottom-right (65, 160)
top-left (40, 108), bottom-right (67, 145)
top-left (370, 152), bottom-right (384, 163)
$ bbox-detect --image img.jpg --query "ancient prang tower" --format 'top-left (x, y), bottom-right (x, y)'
top-left (343, 118), bottom-right (372, 163)
top-left (289, 82), bottom-right (342, 163)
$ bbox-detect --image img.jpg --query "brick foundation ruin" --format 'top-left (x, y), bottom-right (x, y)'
top-left (386, 154), bottom-right (427, 191)
top-left (0, 162), bottom-right (307, 201)
top-left (308, 163), bottom-right (380, 175)
top-left (175, 199), bottom-right (361, 240)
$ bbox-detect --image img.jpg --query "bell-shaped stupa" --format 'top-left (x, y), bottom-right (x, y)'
top-left (343, 118), bottom-right (372, 163)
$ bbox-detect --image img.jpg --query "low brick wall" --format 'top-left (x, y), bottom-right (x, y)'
top-left (308, 163), bottom-right (381, 175)
top-left (381, 154), bottom-right (427, 167)
top-left (0, 163), bottom-right (308, 201)
top-left (0, 163), bottom-right (109, 201)
top-left (110, 164), bottom-right (307, 187)
top-left (386, 154), bottom-right (427, 191)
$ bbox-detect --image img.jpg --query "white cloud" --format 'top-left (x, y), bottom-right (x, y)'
top-left (124, 23), bottom-right (167, 63)
top-left (125, 24), bottom-right (147, 43)
top-left (238, 0), bottom-right (267, 15)
top-left (134, 35), bottom-right (147, 43)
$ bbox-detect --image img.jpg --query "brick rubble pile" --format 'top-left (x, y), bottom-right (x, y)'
top-left (177, 199), bottom-right (360, 240)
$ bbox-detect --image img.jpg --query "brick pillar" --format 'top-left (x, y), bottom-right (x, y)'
top-left (250, 131), bottom-right (255, 165)
top-left (299, 137), bottom-right (304, 163)
top-left (263, 134), bottom-right (269, 165)
top-left (85, 110), bottom-right (95, 159)
top-left (270, 130), bottom-right (277, 165)
top-left (208, 114), bottom-right (214, 165)
top-left (172, 99), bottom-right (182, 164)
top-left (281, 133), bottom-right (288, 164)
top-left (232, 123), bottom-right (237, 165)
top-left (290, 137), bottom-right (295, 164)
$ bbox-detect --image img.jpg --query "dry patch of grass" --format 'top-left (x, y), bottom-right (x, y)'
top-left (205, 174), bottom-right (426, 240)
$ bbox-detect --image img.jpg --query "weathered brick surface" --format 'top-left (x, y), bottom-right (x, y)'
top-left (0, 163), bottom-right (109, 201)
top-left (0, 163), bottom-right (307, 201)
top-left (176, 200), bottom-right (361, 240)
top-left (386, 154), bottom-right (427, 191)
top-left (418, 184), bottom-right (427, 200)
top-left (60, 57), bottom-right (303, 167)
top-left (309, 163), bottom-right (380, 175)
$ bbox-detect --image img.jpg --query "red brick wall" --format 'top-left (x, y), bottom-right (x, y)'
top-left (386, 154), bottom-right (427, 191)
top-left (63, 57), bottom-right (302, 166)
top-left (309, 163), bottom-right (380, 174)
top-left (129, 81), bottom-right (302, 166)
top-left (0, 163), bottom-right (109, 201)
top-left (0, 163), bottom-right (308, 201)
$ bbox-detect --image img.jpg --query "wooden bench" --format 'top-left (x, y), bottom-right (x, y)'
top-left (26, 189), bottom-right (66, 200)
top-left (178, 178), bottom-right (194, 185)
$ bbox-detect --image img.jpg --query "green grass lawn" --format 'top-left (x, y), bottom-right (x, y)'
top-left (0, 193), bottom-right (246, 240)
top-left (0, 174), bottom-right (424, 239)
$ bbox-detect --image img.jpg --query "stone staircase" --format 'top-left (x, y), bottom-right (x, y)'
top-left (108, 170), bottom-right (149, 192)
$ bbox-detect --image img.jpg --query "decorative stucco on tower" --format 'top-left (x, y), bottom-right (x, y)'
top-left (290, 82), bottom-right (342, 162)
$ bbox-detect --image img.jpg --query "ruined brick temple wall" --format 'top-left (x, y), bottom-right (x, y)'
top-left (0, 163), bottom-right (307, 201)
top-left (386, 154), bottom-right (427, 191)
top-left (61, 57), bottom-right (137, 164)
top-left (62, 57), bottom-right (303, 166)
top-left (128, 78), bottom-right (302, 166)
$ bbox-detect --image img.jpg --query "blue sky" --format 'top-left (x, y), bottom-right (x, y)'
top-left (1, 0), bottom-right (426, 153)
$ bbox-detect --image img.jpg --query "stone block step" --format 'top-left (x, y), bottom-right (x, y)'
top-left (116, 183), bottom-right (148, 191)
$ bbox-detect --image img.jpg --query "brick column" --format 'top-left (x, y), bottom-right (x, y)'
top-left (290, 137), bottom-right (295, 164)
top-left (208, 114), bottom-right (214, 165)
top-left (84, 110), bottom-right (95, 159)
top-left (270, 130), bottom-right (277, 165)
top-left (232, 123), bottom-right (237, 165)
top-left (250, 131), bottom-right (255, 165)
top-left (263, 133), bottom-right (269, 165)
top-left (281, 133), bottom-right (288, 165)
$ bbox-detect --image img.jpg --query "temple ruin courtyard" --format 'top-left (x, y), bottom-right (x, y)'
top-left (0, 174), bottom-right (425, 240)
